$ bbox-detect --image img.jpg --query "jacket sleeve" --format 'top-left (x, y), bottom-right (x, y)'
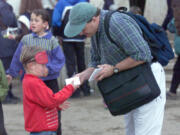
top-left (6, 42), bottom-right (24, 77)
top-left (25, 80), bottom-right (74, 109)
top-left (52, 0), bottom-right (64, 27)
top-left (46, 38), bottom-right (65, 75)
top-left (0, 60), bottom-right (9, 101)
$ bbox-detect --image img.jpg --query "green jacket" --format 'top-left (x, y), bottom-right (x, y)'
top-left (0, 60), bottom-right (9, 101)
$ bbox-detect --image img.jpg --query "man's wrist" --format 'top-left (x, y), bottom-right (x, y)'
top-left (113, 66), bottom-right (120, 74)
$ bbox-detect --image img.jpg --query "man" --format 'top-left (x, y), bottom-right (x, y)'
top-left (64, 2), bottom-right (166, 135)
top-left (52, 0), bottom-right (91, 98)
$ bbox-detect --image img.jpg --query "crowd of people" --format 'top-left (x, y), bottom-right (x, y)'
top-left (0, 0), bottom-right (179, 135)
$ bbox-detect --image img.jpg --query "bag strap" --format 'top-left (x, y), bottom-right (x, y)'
top-left (104, 7), bottom-right (129, 45)
top-left (104, 7), bottom-right (146, 45)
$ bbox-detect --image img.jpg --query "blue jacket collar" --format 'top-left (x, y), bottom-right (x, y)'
top-left (32, 31), bottom-right (52, 39)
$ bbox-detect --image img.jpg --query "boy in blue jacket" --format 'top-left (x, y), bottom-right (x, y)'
top-left (6, 9), bottom-right (65, 135)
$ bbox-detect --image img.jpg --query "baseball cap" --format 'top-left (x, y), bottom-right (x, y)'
top-left (64, 2), bottom-right (97, 37)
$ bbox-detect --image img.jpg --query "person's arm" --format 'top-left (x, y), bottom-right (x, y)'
top-left (76, 67), bottom-right (95, 83)
top-left (6, 42), bottom-right (24, 78)
top-left (96, 57), bottom-right (144, 81)
top-left (46, 38), bottom-right (65, 75)
top-left (24, 80), bottom-right (74, 109)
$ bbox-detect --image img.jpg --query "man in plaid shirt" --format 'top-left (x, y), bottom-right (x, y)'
top-left (64, 2), bottom-right (166, 135)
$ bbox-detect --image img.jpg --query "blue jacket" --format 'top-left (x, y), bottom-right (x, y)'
top-left (52, 0), bottom-right (88, 27)
top-left (7, 31), bottom-right (65, 81)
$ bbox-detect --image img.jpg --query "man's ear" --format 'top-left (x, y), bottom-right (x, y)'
top-left (92, 16), bottom-right (99, 23)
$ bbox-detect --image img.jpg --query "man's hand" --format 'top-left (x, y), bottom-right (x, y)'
top-left (95, 64), bottom-right (114, 81)
top-left (6, 74), bottom-right (13, 85)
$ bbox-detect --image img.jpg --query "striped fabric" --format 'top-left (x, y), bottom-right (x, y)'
top-left (21, 33), bottom-right (59, 51)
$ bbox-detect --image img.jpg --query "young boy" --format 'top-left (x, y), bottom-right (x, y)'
top-left (20, 46), bottom-right (79, 135)
top-left (6, 9), bottom-right (65, 135)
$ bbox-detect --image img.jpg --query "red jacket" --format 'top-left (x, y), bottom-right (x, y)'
top-left (22, 74), bottom-right (74, 132)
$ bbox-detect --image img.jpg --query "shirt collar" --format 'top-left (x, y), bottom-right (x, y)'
top-left (97, 10), bottom-right (108, 34)
top-left (32, 31), bottom-right (52, 39)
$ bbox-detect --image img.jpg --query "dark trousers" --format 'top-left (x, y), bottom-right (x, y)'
top-left (169, 56), bottom-right (180, 94)
top-left (162, 0), bottom-right (173, 30)
top-left (62, 42), bottom-right (90, 96)
top-left (129, 0), bottom-right (146, 15)
top-left (0, 101), bottom-right (7, 135)
top-left (43, 79), bottom-right (61, 135)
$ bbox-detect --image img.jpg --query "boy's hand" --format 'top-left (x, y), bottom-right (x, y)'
top-left (59, 101), bottom-right (70, 111)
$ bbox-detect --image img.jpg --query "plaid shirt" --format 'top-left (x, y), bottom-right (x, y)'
top-left (89, 10), bottom-right (152, 67)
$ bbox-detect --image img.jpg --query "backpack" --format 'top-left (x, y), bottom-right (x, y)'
top-left (104, 8), bottom-right (174, 66)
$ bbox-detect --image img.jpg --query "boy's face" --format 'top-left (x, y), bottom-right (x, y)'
top-left (27, 62), bottom-right (48, 77)
top-left (30, 13), bottom-right (48, 34)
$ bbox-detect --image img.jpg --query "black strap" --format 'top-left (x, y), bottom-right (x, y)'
top-left (104, 7), bottom-right (138, 45)
top-left (104, 10), bottom-right (117, 45)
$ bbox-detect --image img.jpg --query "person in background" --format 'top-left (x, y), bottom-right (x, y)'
top-left (162, 0), bottom-right (173, 30)
top-left (0, 59), bottom-right (9, 135)
top-left (19, 0), bottom-right (43, 15)
top-left (64, 3), bottom-right (166, 135)
top-left (52, 0), bottom-right (91, 98)
top-left (0, 0), bottom-right (20, 104)
top-left (166, 0), bottom-right (180, 99)
top-left (103, 0), bottom-right (114, 10)
top-left (20, 46), bottom-right (79, 135)
top-left (6, 9), bottom-right (65, 135)
top-left (129, 0), bottom-right (146, 16)
top-left (129, 6), bottom-right (143, 15)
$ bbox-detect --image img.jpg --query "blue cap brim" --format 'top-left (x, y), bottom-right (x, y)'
top-left (64, 22), bottom-right (86, 37)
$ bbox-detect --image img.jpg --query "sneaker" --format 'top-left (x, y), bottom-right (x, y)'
top-left (166, 91), bottom-right (177, 100)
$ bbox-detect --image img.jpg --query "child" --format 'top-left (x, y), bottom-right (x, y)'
top-left (20, 46), bottom-right (79, 135)
top-left (0, 59), bottom-right (9, 135)
top-left (6, 9), bottom-right (65, 135)
top-left (166, 2), bottom-right (180, 99)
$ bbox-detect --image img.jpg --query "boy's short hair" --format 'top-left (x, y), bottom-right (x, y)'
top-left (20, 46), bottom-right (45, 67)
top-left (31, 9), bottom-right (50, 23)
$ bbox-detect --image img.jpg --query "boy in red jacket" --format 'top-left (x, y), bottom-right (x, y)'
top-left (20, 46), bottom-right (79, 135)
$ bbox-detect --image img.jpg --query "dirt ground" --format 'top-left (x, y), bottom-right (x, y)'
top-left (2, 79), bottom-right (180, 135)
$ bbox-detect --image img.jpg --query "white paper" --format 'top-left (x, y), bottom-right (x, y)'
top-left (88, 68), bottom-right (102, 82)
top-left (65, 76), bottom-right (80, 85)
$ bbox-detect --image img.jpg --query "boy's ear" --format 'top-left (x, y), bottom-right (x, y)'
top-left (43, 21), bottom-right (49, 29)
top-left (26, 62), bottom-right (34, 70)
